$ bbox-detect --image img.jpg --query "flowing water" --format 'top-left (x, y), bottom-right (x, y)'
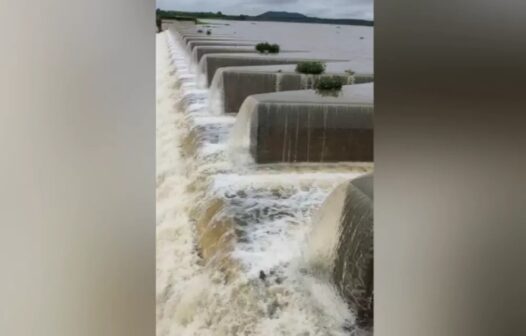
top-left (156, 26), bottom-right (372, 336)
top-left (208, 67), bottom-right (356, 115)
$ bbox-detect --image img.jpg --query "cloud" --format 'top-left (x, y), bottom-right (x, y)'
top-left (257, 0), bottom-right (299, 4)
top-left (156, 0), bottom-right (373, 20)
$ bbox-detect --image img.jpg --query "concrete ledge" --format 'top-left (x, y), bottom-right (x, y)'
top-left (201, 54), bottom-right (347, 87)
top-left (307, 174), bottom-right (373, 328)
top-left (187, 41), bottom-right (257, 52)
top-left (181, 33), bottom-right (233, 39)
top-left (232, 83), bottom-right (373, 163)
top-left (336, 174), bottom-right (373, 328)
top-left (184, 37), bottom-right (249, 45)
top-left (212, 63), bottom-right (372, 113)
top-left (193, 46), bottom-right (257, 63)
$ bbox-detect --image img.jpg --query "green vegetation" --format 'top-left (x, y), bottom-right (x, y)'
top-left (156, 9), bottom-right (204, 23)
top-left (156, 9), bottom-right (245, 22)
top-left (167, 15), bottom-right (199, 23)
top-left (315, 76), bottom-right (346, 91)
top-left (255, 42), bottom-right (280, 54)
top-left (295, 61), bottom-right (326, 75)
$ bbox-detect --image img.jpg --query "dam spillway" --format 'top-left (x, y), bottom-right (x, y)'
top-left (200, 54), bottom-right (348, 87)
top-left (230, 84), bottom-right (374, 164)
top-left (306, 174), bottom-right (374, 329)
top-left (210, 64), bottom-right (373, 114)
top-left (193, 46), bottom-right (306, 64)
top-left (183, 36), bottom-right (247, 44)
top-left (193, 46), bottom-right (257, 63)
top-left (157, 20), bottom-right (374, 336)
top-left (187, 41), bottom-right (257, 52)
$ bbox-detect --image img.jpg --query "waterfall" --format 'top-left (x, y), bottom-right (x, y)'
top-left (226, 91), bottom-right (373, 164)
top-left (190, 48), bottom-right (199, 63)
top-left (334, 175), bottom-right (373, 328)
top-left (275, 72), bottom-right (283, 91)
top-left (227, 96), bottom-right (259, 165)
top-left (196, 56), bottom-right (209, 88)
top-left (208, 68), bottom-right (225, 115)
top-left (305, 174), bottom-right (374, 329)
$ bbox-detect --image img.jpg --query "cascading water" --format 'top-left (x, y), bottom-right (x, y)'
top-left (206, 68), bottom-right (356, 116)
top-left (157, 25), bottom-right (372, 336)
top-left (305, 175), bottom-right (374, 330)
top-left (208, 68), bottom-right (226, 116)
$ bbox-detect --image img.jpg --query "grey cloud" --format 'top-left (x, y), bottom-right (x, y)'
top-left (252, 0), bottom-right (299, 4)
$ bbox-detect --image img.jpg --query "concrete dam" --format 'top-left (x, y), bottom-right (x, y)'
top-left (157, 19), bottom-right (374, 336)
top-left (209, 63), bottom-right (373, 114)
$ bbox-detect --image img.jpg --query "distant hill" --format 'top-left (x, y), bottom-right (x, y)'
top-left (253, 11), bottom-right (372, 26)
top-left (157, 9), bottom-right (373, 27)
top-left (256, 11), bottom-right (308, 20)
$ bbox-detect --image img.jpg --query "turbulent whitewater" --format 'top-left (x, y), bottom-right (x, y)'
top-left (156, 28), bottom-right (370, 336)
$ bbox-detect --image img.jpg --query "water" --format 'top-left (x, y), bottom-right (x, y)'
top-left (208, 67), bottom-right (356, 115)
top-left (334, 176), bottom-right (374, 327)
top-left (228, 87), bottom-right (374, 164)
top-left (183, 20), bottom-right (373, 74)
top-left (194, 19), bottom-right (371, 116)
top-left (157, 24), bottom-right (372, 336)
top-left (307, 176), bottom-right (374, 328)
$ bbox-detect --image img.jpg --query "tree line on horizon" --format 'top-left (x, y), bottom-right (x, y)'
top-left (156, 9), bottom-right (373, 27)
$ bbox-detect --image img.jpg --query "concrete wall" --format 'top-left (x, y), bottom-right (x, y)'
top-left (229, 84), bottom-right (374, 163)
top-left (250, 103), bottom-right (373, 163)
top-left (201, 55), bottom-right (328, 86)
top-left (335, 175), bottom-right (373, 328)
top-left (193, 46), bottom-right (257, 63)
top-left (306, 175), bottom-right (374, 328)
top-left (184, 37), bottom-right (243, 46)
top-left (187, 41), bottom-right (256, 52)
top-left (220, 70), bottom-right (360, 113)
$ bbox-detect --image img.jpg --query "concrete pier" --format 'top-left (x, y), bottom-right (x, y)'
top-left (231, 83), bottom-right (373, 163)
top-left (211, 63), bottom-right (373, 113)
top-left (193, 46), bottom-right (258, 63)
top-left (200, 54), bottom-right (346, 86)
top-left (308, 174), bottom-right (374, 328)
top-left (187, 41), bottom-right (257, 52)
top-left (184, 37), bottom-right (251, 45)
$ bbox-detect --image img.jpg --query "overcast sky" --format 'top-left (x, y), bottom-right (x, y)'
top-left (156, 0), bottom-right (373, 21)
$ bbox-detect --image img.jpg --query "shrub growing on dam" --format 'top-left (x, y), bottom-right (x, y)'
top-left (295, 61), bottom-right (326, 75)
top-left (255, 42), bottom-right (280, 54)
top-left (316, 76), bottom-right (346, 92)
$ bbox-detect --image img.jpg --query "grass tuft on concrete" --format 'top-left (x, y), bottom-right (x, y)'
top-left (255, 42), bottom-right (280, 54)
top-left (296, 61), bottom-right (326, 75)
top-left (316, 76), bottom-right (346, 92)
